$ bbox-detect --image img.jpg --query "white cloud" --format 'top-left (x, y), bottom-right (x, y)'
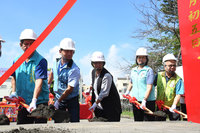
top-left (79, 53), bottom-right (92, 68)
top-left (78, 53), bottom-right (93, 85)
top-left (106, 44), bottom-right (127, 82)
top-left (80, 69), bottom-right (92, 86)
top-left (107, 45), bottom-right (118, 61)
top-left (44, 45), bottom-right (60, 68)
top-left (0, 41), bottom-right (22, 68)
top-left (120, 43), bottom-right (132, 49)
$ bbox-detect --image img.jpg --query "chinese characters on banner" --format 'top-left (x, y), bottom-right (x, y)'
top-left (178, 0), bottom-right (200, 123)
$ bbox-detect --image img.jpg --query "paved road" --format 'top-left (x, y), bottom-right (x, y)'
top-left (1, 118), bottom-right (200, 133)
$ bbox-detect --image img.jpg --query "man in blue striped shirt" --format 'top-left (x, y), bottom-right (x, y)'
top-left (52, 38), bottom-right (80, 122)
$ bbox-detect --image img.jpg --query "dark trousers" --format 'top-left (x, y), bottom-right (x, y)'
top-left (132, 101), bottom-right (155, 121)
top-left (59, 96), bottom-right (80, 122)
top-left (155, 106), bottom-right (181, 121)
top-left (181, 104), bottom-right (187, 114)
top-left (181, 103), bottom-right (187, 121)
top-left (17, 103), bottom-right (48, 125)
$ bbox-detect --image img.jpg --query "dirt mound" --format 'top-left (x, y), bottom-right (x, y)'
top-left (30, 104), bottom-right (55, 118)
top-left (88, 116), bottom-right (108, 122)
top-left (0, 114), bottom-right (10, 125)
top-left (30, 104), bottom-right (70, 123)
top-left (1, 127), bottom-right (73, 133)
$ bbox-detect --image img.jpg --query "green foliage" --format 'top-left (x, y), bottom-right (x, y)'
top-left (121, 111), bottom-right (133, 118)
top-left (49, 80), bottom-right (55, 96)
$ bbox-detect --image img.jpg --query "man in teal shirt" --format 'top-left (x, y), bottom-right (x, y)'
top-left (10, 29), bottom-right (49, 124)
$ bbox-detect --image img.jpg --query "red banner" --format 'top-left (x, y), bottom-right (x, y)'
top-left (178, 0), bottom-right (200, 123)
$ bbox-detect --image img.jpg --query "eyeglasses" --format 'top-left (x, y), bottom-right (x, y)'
top-left (165, 65), bottom-right (176, 68)
top-left (22, 42), bottom-right (34, 46)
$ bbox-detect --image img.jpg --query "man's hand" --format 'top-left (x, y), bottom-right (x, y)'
top-left (9, 92), bottom-right (18, 98)
top-left (54, 101), bottom-right (60, 109)
top-left (140, 99), bottom-right (146, 110)
top-left (27, 98), bottom-right (37, 113)
top-left (89, 102), bottom-right (97, 111)
top-left (169, 104), bottom-right (176, 113)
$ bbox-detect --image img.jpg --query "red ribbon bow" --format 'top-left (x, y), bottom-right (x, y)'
top-left (156, 100), bottom-right (167, 111)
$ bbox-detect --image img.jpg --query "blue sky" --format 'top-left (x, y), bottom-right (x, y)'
top-left (0, 0), bottom-right (148, 85)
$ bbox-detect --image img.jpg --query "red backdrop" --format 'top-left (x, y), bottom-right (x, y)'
top-left (178, 0), bottom-right (200, 123)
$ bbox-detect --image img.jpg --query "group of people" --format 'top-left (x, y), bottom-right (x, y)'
top-left (1, 29), bottom-right (121, 124)
top-left (125, 48), bottom-right (184, 121)
top-left (0, 28), bottom-right (184, 124)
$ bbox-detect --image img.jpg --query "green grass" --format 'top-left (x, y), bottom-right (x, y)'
top-left (121, 111), bottom-right (133, 118)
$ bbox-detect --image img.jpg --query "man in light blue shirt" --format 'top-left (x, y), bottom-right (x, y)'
top-left (52, 38), bottom-right (80, 122)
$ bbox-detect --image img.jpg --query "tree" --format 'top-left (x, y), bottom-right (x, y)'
top-left (131, 0), bottom-right (181, 72)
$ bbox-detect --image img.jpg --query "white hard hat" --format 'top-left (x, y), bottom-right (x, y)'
top-left (59, 38), bottom-right (75, 51)
top-left (0, 35), bottom-right (5, 42)
top-left (19, 29), bottom-right (37, 41)
top-left (91, 51), bottom-right (105, 62)
top-left (162, 53), bottom-right (177, 63)
top-left (136, 47), bottom-right (148, 56)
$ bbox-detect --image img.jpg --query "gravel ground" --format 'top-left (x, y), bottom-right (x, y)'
top-left (1, 118), bottom-right (200, 133)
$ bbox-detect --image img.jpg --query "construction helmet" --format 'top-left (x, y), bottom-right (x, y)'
top-left (91, 51), bottom-right (105, 62)
top-left (19, 29), bottom-right (37, 41)
top-left (136, 47), bottom-right (148, 56)
top-left (0, 35), bottom-right (5, 43)
top-left (162, 53), bottom-right (177, 63)
top-left (59, 38), bottom-right (75, 51)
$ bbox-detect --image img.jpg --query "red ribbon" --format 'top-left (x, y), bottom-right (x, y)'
top-left (123, 95), bottom-right (140, 109)
top-left (155, 100), bottom-right (167, 111)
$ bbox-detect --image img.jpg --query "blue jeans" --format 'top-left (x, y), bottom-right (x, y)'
top-left (59, 96), bottom-right (80, 122)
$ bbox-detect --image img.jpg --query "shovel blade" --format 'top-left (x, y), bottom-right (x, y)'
top-left (153, 111), bottom-right (167, 118)
top-left (29, 104), bottom-right (55, 119)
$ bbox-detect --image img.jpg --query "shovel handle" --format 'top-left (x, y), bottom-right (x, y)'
top-left (19, 101), bottom-right (29, 109)
top-left (162, 105), bottom-right (187, 119)
top-left (134, 100), bottom-right (154, 115)
top-left (123, 94), bottom-right (154, 115)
